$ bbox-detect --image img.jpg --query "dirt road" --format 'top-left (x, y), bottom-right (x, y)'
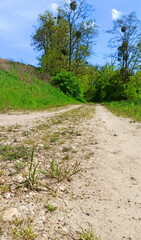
top-left (0, 105), bottom-right (81, 127)
top-left (0, 104), bottom-right (141, 240)
top-left (84, 105), bottom-right (141, 239)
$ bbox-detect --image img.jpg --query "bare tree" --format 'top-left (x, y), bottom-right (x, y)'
top-left (107, 12), bottom-right (141, 81)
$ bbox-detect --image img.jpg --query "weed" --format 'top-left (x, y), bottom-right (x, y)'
top-left (50, 137), bottom-right (58, 143)
top-left (12, 226), bottom-right (37, 240)
top-left (0, 184), bottom-right (9, 193)
top-left (0, 170), bottom-right (4, 177)
top-left (23, 148), bottom-right (38, 189)
top-left (11, 218), bottom-right (37, 240)
top-left (0, 144), bottom-right (29, 161)
top-left (63, 154), bottom-right (70, 160)
top-left (62, 146), bottom-right (72, 152)
top-left (43, 144), bottom-right (51, 150)
top-left (72, 149), bottom-right (77, 153)
top-left (48, 159), bottom-right (80, 181)
top-left (14, 161), bottom-right (25, 173)
top-left (24, 139), bottom-right (36, 145)
top-left (20, 148), bottom-right (51, 191)
top-left (44, 204), bottom-right (57, 212)
top-left (51, 118), bottom-right (62, 125)
top-left (79, 229), bottom-right (99, 240)
top-left (22, 131), bottom-right (29, 137)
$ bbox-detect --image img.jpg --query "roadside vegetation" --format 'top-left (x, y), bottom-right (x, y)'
top-left (104, 100), bottom-right (141, 122)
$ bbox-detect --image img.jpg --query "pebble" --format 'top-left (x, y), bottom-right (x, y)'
top-left (3, 192), bottom-right (12, 199)
top-left (59, 186), bottom-right (65, 192)
top-left (2, 207), bottom-right (19, 221)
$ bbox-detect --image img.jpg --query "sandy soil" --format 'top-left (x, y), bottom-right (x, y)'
top-left (0, 105), bottom-right (81, 127)
top-left (0, 104), bottom-right (141, 240)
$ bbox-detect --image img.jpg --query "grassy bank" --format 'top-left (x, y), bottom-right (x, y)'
top-left (104, 100), bottom-right (141, 122)
top-left (0, 65), bottom-right (79, 112)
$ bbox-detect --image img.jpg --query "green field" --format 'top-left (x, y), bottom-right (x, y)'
top-left (0, 65), bottom-right (79, 112)
top-left (104, 100), bottom-right (141, 122)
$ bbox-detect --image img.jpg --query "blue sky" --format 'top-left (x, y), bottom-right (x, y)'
top-left (0, 0), bottom-right (141, 66)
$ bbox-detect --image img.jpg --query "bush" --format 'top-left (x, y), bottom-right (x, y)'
top-left (125, 71), bottom-right (141, 99)
top-left (52, 70), bottom-right (84, 101)
top-left (93, 65), bottom-right (124, 102)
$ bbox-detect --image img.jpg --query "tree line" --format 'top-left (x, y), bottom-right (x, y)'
top-left (31, 0), bottom-right (141, 102)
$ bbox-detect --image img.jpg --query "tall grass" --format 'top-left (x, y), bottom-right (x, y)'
top-left (0, 66), bottom-right (79, 111)
top-left (104, 100), bottom-right (141, 122)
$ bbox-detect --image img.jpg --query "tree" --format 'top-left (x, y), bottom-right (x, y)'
top-left (58, 0), bottom-right (97, 72)
top-left (31, 0), bottom-right (97, 74)
top-left (107, 12), bottom-right (141, 82)
top-left (31, 11), bottom-right (69, 74)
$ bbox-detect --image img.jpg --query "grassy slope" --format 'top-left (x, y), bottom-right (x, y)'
top-left (0, 65), bottom-right (79, 111)
top-left (104, 100), bottom-right (141, 122)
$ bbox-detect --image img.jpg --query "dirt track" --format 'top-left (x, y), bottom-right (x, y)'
top-left (0, 104), bottom-right (141, 240)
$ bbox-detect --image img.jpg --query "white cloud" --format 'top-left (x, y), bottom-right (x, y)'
top-left (50, 3), bottom-right (58, 12)
top-left (112, 9), bottom-right (121, 20)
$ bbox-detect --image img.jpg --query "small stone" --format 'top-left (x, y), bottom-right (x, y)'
top-left (62, 227), bottom-right (68, 233)
top-left (2, 208), bottom-right (18, 221)
top-left (59, 186), bottom-right (65, 192)
top-left (14, 174), bottom-right (24, 183)
top-left (63, 200), bottom-right (69, 206)
top-left (3, 192), bottom-right (11, 199)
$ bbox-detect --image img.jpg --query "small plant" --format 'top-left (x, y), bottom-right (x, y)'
top-left (63, 154), bottom-right (70, 160)
top-left (10, 217), bottom-right (37, 240)
top-left (79, 229), bottom-right (99, 240)
top-left (0, 184), bottom-right (9, 193)
top-left (50, 137), bottom-right (58, 143)
top-left (20, 148), bottom-right (51, 191)
top-left (14, 161), bottom-right (25, 172)
top-left (0, 144), bottom-right (29, 161)
top-left (12, 226), bottom-right (37, 240)
top-left (62, 146), bottom-right (72, 152)
top-left (24, 139), bottom-right (35, 145)
top-left (48, 159), bottom-right (80, 181)
top-left (43, 144), bottom-right (51, 150)
top-left (44, 204), bottom-right (57, 212)
top-left (23, 148), bottom-right (38, 189)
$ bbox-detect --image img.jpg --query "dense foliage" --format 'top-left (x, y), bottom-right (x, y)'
top-left (52, 70), bottom-right (83, 101)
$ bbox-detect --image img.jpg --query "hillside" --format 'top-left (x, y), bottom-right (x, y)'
top-left (0, 59), bottom-right (79, 111)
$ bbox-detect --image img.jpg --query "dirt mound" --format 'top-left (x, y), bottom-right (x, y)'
top-left (0, 58), bottom-right (11, 71)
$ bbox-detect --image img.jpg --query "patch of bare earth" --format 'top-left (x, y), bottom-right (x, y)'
top-left (0, 104), bottom-right (141, 240)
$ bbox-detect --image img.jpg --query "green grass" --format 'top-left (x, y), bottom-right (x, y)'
top-left (0, 66), bottom-right (79, 111)
top-left (104, 100), bottom-right (141, 121)
top-left (44, 204), bottom-right (57, 212)
top-left (79, 229), bottom-right (99, 240)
